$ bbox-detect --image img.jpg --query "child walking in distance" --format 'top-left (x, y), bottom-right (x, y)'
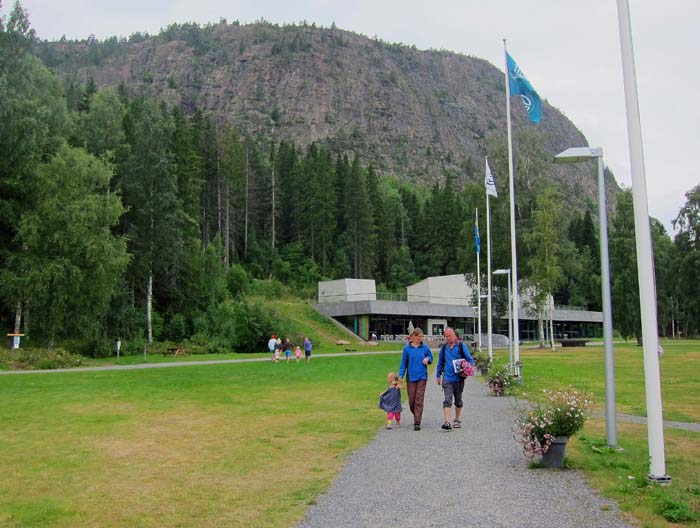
top-left (379, 372), bottom-right (402, 429)
top-left (282, 338), bottom-right (293, 363)
top-left (294, 345), bottom-right (302, 363)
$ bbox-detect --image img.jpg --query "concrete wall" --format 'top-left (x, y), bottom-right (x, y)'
top-left (407, 274), bottom-right (472, 305)
top-left (318, 279), bottom-right (376, 303)
top-left (407, 278), bottom-right (431, 303)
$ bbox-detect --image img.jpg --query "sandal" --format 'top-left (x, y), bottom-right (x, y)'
top-left (453, 420), bottom-right (462, 429)
top-left (441, 422), bottom-right (452, 430)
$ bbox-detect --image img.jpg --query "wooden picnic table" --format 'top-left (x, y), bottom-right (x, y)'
top-left (163, 347), bottom-right (187, 357)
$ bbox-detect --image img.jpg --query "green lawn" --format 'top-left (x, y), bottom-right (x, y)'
top-left (0, 355), bottom-right (400, 527)
top-left (78, 341), bottom-right (402, 368)
top-left (508, 338), bottom-right (700, 527)
top-left (1, 339), bottom-right (698, 527)
top-left (509, 338), bottom-right (700, 422)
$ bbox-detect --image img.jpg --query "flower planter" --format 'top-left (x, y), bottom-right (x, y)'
top-left (488, 380), bottom-right (504, 396)
top-left (541, 435), bottom-right (569, 468)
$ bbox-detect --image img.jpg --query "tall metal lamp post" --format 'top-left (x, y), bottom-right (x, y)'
top-left (554, 146), bottom-right (617, 447)
top-left (493, 269), bottom-right (513, 373)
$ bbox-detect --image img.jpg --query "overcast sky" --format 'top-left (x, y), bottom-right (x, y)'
top-left (6, 0), bottom-right (697, 234)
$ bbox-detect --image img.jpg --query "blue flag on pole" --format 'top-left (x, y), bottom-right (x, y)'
top-left (506, 52), bottom-right (542, 123)
top-left (475, 225), bottom-right (480, 255)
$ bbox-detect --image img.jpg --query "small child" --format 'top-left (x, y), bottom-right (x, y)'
top-left (273, 346), bottom-right (280, 363)
top-left (294, 345), bottom-right (302, 362)
top-left (378, 372), bottom-right (402, 429)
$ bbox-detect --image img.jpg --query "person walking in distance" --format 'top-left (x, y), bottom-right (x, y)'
top-left (282, 338), bottom-right (293, 363)
top-left (436, 327), bottom-right (475, 430)
top-left (399, 328), bottom-right (433, 431)
top-left (303, 336), bottom-right (312, 363)
top-left (268, 334), bottom-right (277, 361)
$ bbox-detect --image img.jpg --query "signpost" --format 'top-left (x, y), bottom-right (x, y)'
top-left (7, 333), bottom-right (25, 350)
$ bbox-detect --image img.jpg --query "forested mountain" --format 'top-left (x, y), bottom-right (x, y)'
top-left (3, 5), bottom-right (698, 353)
top-left (33, 19), bottom-right (618, 210)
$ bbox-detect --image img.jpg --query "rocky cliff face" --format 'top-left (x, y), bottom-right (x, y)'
top-left (36, 21), bottom-right (618, 207)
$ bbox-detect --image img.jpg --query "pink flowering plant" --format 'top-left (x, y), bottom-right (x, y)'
top-left (487, 364), bottom-right (514, 396)
top-left (459, 359), bottom-right (475, 378)
top-left (513, 385), bottom-right (594, 458)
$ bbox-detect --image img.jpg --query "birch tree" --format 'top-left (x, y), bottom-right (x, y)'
top-left (524, 187), bottom-right (562, 348)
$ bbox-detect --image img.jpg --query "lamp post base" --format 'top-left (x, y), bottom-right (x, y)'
top-left (647, 474), bottom-right (672, 485)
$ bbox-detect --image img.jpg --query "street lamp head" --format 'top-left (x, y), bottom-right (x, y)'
top-left (493, 269), bottom-right (510, 276)
top-left (554, 146), bottom-right (603, 164)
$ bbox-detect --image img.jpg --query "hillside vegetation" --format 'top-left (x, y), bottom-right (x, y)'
top-left (3, 4), bottom-right (698, 359)
top-left (33, 19), bottom-right (616, 209)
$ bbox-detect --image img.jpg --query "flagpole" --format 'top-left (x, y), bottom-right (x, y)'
top-left (503, 39), bottom-right (521, 377)
top-left (485, 158), bottom-right (494, 361)
top-left (476, 208), bottom-right (482, 352)
top-left (616, 0), bottom-right (668, 482)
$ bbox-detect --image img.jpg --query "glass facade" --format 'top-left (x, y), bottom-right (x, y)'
top-left (336, 314), bottom-right (602, 342)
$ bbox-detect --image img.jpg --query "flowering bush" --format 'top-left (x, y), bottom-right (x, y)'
top-left (513, 385), bottom-right (594, 458)
top-left (487, 364), bottom-right (515, 395)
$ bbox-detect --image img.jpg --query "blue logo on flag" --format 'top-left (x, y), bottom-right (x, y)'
top-left (506, 52), bottom-right (542, 123)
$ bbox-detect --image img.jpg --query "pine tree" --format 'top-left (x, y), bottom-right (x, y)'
top-left (672, 184), bottom-right (700, 336)
top-left (305, 145), bottom-right (336, 271)
top-left (219, 129), bottom-right (245, 264)
top-left (172, 107), bottom-right (204, 246)
top-left (76, 87), bottom-right (126, 158)
top-left (77, 76), bottom-right (97, 113)
top-left (343, 155), bottom-right (376, 278)
top-left (119, 98), bottom-right (184, 343)
top-left (191, 111), bottom-right (219, 247)
top-left (610, 190), bottom-right (641, 342)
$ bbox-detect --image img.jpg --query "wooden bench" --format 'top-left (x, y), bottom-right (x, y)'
top-left (557, 339), bottom-right (589, 347)
top-left (163, 347), bottom-right (187, 357)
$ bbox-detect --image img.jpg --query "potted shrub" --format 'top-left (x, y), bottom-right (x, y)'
top-left (486, 364), bottom-right (514, 396)
top-left (513, 385), bottom-right (594, 468)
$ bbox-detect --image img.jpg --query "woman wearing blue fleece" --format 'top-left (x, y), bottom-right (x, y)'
top-left (399, 328), bottom-right (433, 431)
top-left (436, 327), bottom-right (475, 430)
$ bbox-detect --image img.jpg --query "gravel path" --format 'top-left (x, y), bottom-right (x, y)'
top-left (297, 378), bottom-right (637, 528)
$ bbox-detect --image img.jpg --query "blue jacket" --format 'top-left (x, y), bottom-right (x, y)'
top-left (399, 343), bottom-right (433, 382)
top-left (436, 342), bottom-right (475, 383)
top-left (379, 386), bottom-right (402, 413)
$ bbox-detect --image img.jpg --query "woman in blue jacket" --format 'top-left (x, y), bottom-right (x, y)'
top-left (399, 327), bottom-right (433, 431)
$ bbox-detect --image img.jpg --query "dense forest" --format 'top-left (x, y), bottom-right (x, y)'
top-left (1, 4), bottom-right (699, 356)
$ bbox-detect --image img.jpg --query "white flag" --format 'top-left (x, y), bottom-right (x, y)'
top-left (485, 158), bottom-right (498, 197)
